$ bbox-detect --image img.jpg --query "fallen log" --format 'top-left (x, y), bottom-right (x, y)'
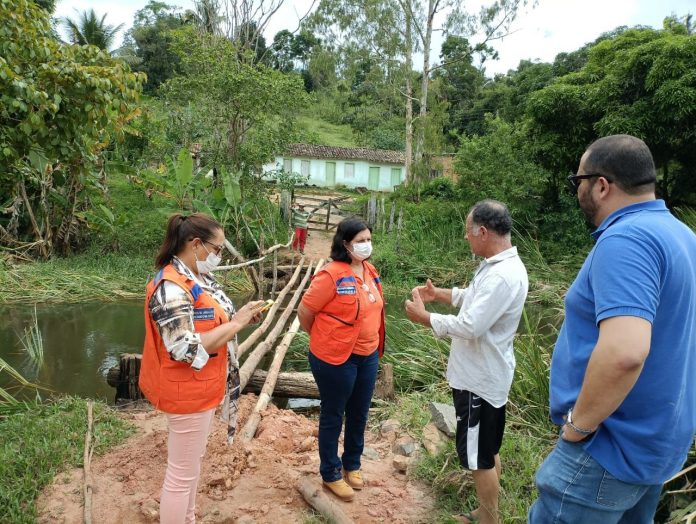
top-left (107, 353), bottom-right (319, 402)
top-left (238, 262), bottom-right (314, 391)
top-left (243, 370), bottom-right (319, 398)
top-left (297, 477), bottom-right (354, 524)
top-left (236, 257), bottom-right (306, 359)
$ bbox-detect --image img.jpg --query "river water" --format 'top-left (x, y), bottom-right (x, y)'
top-left (0, 294), bottom-right (553, 402)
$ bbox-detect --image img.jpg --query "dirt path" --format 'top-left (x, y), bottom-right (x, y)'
top-left (300, 229), bottom-right (333, 261)
top-left (37, 395), bottom-right (435, 523)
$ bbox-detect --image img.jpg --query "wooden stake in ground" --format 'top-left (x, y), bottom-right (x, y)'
top-left (236, 257), bottom-right (306, 358)
top-left (238, 262), bottom-right (314, 391)
top-left (297, 477), bottom-right (354, 524)
top-left (239, 259), bottom-right (324, 442)
top-left (83, 400), bottom-right (94, 524)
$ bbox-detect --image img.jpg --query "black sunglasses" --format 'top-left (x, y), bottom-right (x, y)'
top-left (566, 172), bottom-right (614, 193)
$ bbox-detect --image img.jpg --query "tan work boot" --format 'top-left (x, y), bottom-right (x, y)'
top-left (343, 469), bottom-right (364, 490)
top-left (322, 478), bottom-right (355, 501)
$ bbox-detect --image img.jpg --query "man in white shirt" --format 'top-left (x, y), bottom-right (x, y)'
top-left (405, 199), bottom-right (528, 524)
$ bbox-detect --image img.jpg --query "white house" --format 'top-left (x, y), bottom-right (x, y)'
top-left (262, 144), bottom-right (406, 192)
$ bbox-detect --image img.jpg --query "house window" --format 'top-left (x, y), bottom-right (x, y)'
top-left (283, 158), bottom-right (292, 172)
top-left (301, 160), bottom-right (310, 177)
top-left (344, 163), bottom-right (354, 179)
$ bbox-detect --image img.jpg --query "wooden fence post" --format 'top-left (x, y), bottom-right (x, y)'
top-left (280, 190), bottom-right (291, 223)
top-left (388, 202), bottom-right (395, 233)
top-left (325, 198), bottom-right (332, 230)
top-left (367, 195), bottom-right (377, 228)
top-left (396, 207), bottom-right (404, 254)
top-left (380, 196), bottom-right (386, 232)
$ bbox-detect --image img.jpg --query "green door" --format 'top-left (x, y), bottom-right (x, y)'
top-left (390, 168), bottom-right (402, 188)
top-left (368, 167), bottom-right (380, 191)
top-left (325, 162), bottom-right (336, 186)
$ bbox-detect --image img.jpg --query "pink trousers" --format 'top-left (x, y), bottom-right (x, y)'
top-left (160, 408), bottom-right (215, 524)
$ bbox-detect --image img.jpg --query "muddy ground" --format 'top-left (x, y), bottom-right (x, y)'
top-left (37, 395), bottom-right (436, 523)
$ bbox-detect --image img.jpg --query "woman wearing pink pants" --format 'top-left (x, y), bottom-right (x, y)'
top-left (140, 213), bottom-right (264, 523)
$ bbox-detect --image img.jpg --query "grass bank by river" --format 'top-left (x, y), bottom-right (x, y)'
top-left (0, 398), bottom-right (133, 523)
top-left (0, 250), bottom-right (253, 305)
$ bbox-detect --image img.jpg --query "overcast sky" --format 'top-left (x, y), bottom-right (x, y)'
top-left (54, 0), bottom-right (693, 76)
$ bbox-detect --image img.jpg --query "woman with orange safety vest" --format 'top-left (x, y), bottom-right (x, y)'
top-left (139, 213), bottom-right (264, 524)
top-left (297, 217), bottom-right (385, 502)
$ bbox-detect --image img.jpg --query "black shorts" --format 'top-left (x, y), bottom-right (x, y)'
top-left (452, 389), bottom-right (506, 470)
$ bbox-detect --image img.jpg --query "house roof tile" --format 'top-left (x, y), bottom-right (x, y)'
top-left (285, 144), bottom-right (405, 164)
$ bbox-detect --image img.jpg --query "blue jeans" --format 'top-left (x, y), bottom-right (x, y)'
top-left (308, 350), bottom-right (379, 482)
top-left (528, 438), bottom-right (662, 524)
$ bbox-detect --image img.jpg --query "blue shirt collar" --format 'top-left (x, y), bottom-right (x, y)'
top-left (591, 199), bottom-right (667, 240)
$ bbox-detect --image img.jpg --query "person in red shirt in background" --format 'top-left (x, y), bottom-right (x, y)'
top-left (297, 217), bottom-right (386, 502)
top-left (291, 204), bottom-right (310, 254)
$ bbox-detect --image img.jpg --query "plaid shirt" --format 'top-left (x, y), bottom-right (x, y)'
top-left (149, 256), bottom-right (241, 443)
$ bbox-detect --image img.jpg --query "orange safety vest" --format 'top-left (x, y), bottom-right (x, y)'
top-left (308, 260), bottom-right (386, 365)
top-left (139, 265), bottom-right (228, 414)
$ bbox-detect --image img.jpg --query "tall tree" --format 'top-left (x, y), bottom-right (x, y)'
top-left (62, 9), bottom-right (125, 50)
top-left (407, 0), bottom-right (528, 165)
top-left (121, 1), bottom-right (186, 92)
top-left (162, 27), bottom-right (309, 172)
top-left (527, 23), bottom-right (696, 206)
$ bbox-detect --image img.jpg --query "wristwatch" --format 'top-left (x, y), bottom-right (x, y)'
top-left (566, 408), bottom-right (596, 436)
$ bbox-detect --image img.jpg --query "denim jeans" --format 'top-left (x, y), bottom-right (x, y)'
top-left (528, 438), bottom-right (662, 524)
top-left (309, 350), bottom-right (379, 482)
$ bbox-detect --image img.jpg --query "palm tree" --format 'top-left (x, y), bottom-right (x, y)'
top-left (63, 9), bottom-right (124, 51)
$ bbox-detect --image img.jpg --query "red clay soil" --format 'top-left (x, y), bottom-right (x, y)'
top-left (37, 395), bottom-right (435, 523)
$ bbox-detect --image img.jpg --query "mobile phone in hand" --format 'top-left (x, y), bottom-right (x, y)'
top-left (259, 299), bottom-right (275, 313)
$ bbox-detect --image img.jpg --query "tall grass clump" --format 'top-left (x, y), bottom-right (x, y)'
top-left (17, 306), bottom-right (44, 370)
top-left (382, 317), bottom-right (451, 393)
top-left (0, 357), bottom-right (39, 418)
top-left (508, 309), bottom-right (556, 435)
top-left (371, 200), bottom-right (477, 293)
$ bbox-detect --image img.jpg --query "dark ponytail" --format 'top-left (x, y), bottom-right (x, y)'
top-left (155, 213), bottom-right (223, 269)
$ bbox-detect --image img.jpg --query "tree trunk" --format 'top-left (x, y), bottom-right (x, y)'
top-left (415, 0), bottom-right (435, 165)
top-left (404, 8), bottom-right (414, 185)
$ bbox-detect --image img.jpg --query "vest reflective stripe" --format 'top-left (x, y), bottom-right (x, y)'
top-left (139, 265), bottom-right (228, 414)
top-left (309, 261), bottom-right (386, 365)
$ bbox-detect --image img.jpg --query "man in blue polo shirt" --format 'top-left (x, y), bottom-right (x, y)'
top-left (529, 135), bottom-right (696, 523)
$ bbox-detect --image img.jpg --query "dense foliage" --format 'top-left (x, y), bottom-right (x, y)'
top-left (0, 0), bottom-right (144, 257)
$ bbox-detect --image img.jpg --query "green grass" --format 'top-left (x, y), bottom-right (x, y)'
top-left (0, 251), bottom-right (153, 304)
top-left (296, 115), bottom-right (358, 148)
top-left (372, 390), bottom-right (551, 523)
top-left (0, 397), bottom-right (134, 523)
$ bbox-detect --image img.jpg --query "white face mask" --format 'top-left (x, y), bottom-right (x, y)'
top-left (349, 240), bottom-right (372, 261)
top-left (195, 242), bottom-right (222, 274)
